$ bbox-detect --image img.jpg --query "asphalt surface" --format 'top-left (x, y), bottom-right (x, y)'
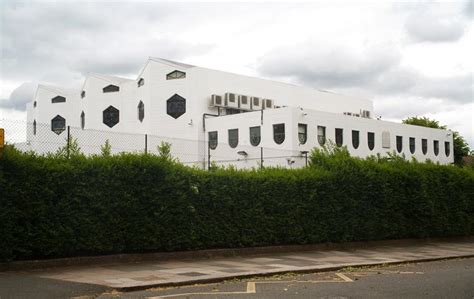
top-left (99, 258), bottom-right (474, 299)
top-left (0, 272), bottom-right (110, 299)
top-left (0, 258), bottom-right (472, 298)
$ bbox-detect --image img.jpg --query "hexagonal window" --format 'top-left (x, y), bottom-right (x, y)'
top-left (51, 115), bottom-right (66, 135)
top-left (103, 106), bottom-right (119, 128)
top-left (166, 70), bottom-right (186, 80)
top-left (51, 95), bottom-right (66, 103)
top-left (166, 94), bottom-right (186, 119)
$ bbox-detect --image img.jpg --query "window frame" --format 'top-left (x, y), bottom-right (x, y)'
top-left (445, 141), bottom-right (450, 157)
top-left (166, 70), bottom-right (186, 80)
top-left (102, 84), bottom-right (120, 93)
top-left (396, 136), bottom-right (403, 153)
top-left (208, 131), bottom-right (218, 150)
top-left (335, 128), bottom-right (343, 147)
top-left (228, 129), bottom-right (239, 148)
top-left (249, 126), bottom-right (261, 146)
top-left (367, 132), bottom-right (375, 150)
top-left (273, 123), bottom-right (285, 145)
top-left (434, 140), bottom-right (439, 156)
top-left (409, 137), bottom-right (416, 154)
top-left (51, 96), bottom-right (66, 103)
top-left (51, 115), bottom-right (66, 135)
top-left (33, 120), bottom-right (37, 135)
top-left (138, 101), bottom-right (145, 122)
top-left (317, 126), bottom-right (326, 146)
top-left (298, 123), bottom-right (307, 145)
top-left (422, 139), bottom-right (428, 155)
top-left (80, 111), bottom-right (85, 130)
top-left (352, 130), bottom-right (360, 149)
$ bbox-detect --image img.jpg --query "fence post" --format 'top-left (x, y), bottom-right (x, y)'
top-left (207, 143), bottom-right (211, 170)
top-left (66, 126), bottom-right (70, 159)
top-left (260, 147), bottom-right (263, 169)
top-left (145, 134), bottom-right (148, 154)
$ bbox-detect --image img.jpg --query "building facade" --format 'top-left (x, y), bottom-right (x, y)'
top-left (25, 57), bottom-right (454, 168)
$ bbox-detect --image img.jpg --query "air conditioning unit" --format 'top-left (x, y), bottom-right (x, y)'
top-left (239, 95), bottom-right (251, 110)
top-left (262, 99), bottom-right (274, 109)
top-left (250, 97), bottom-right (262, 110)
top-left (361, 110), bottom-right (371, 118)
top-left (211, 94), bottom-right (224, 107)
top-left (225, 93), bottom-right (239, 108)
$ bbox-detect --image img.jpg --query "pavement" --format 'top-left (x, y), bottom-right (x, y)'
top-left (1, 238), bottom-right (472, 294)
top-left (99, 258), bottom-right (474, 298)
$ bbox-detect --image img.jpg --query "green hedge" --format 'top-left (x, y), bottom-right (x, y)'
top-left (0, 146), bottom-right (473, 262)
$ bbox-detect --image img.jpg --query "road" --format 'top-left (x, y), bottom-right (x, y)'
top-left (1, 258), bottom-right (473, 298)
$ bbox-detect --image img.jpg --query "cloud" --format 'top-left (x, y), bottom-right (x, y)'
top-left (404, 2), bottom-right (469, 43)
top-left (258, 42), bottom-right (401, 89)
top-left (0, 82), bottom-right (37, 111)
top-left (0, 2), bottom-right (214, 84)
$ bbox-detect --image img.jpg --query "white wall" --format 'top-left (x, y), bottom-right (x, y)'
top-left (205, 107), bottom-right (454, 168)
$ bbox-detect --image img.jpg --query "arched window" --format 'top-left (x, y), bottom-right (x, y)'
top-left (138, 101), bottom-right (144, 122)
top-left (33, 101), bottom-right (37, 108)
top-left (137, 78), bottom-right (145, 87)
top-left (445, 141), bottom-right (450, 156)
top-left (433, 140), bottom-right (439, 156)
top-left (367, 132), bottom-right (375, 150)
top-left (81, 90), bottom-right (86, 98)
top-left (396, 136), bottom-right (403, 153)
top-left (249, 126), bottom-right (261, 146)
top-left (80, 111), bottom-right (85, 129)
top-left (228, 129), bottom-right (239, 148)
top-left (33, 120), bottom-right (37, 135)
top-left (352, 130), bottom-right (360, 149)
top-left (208, 131), bottom-right (218, 149)
top-left (273, 123), bottom-right (285, 144)
top-left (409, 137), bottom-right (415, 154)
top-left (317, 126), bottom-right (326, 146)
top-left (298, 124), bottom-right (307, 144)
top-left (335, 128), bottom-right (343, 147)
top-left (422, 139), bottom-right (428, 155)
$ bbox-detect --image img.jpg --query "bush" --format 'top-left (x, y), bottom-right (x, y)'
top-left (0, 145), bottom-right (473, 262)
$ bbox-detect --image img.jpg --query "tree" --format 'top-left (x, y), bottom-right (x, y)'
top-left (402, 116), bottom-right (470, 166)
top-left (100, 139), bottom-right (112, 157)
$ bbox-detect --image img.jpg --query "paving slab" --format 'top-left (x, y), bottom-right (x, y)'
top-left (4, 239), bottom-right (474, 291)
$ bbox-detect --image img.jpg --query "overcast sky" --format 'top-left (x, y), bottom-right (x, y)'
top-left (1, 0), bottom-right (473, 146)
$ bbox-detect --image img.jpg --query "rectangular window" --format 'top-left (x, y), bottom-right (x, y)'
top-left (249, 126), bottom-right (261, 146)
top-left (368, 132), bottom-right (375, 150)
top-left (335, 128), bottom-right (343, 147)
top-left (317, 126), bottom-right (326, 146)
top-left (298, 124), bottom-right (307, 144)
top-left (382, 131), bottom-right (391, 148)
top-left (273, 123), bottom-right (285, 144)
top-left (208, 131), bottom-right (218, 149)
top-left (228, 129), bottom-right (239, 148)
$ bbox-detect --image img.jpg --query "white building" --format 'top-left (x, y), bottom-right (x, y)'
top-left (26, 57), bottom-right (454, 168)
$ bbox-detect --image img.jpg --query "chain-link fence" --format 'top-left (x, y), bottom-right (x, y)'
top-left (0, 119), bottom-right (308, 169)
